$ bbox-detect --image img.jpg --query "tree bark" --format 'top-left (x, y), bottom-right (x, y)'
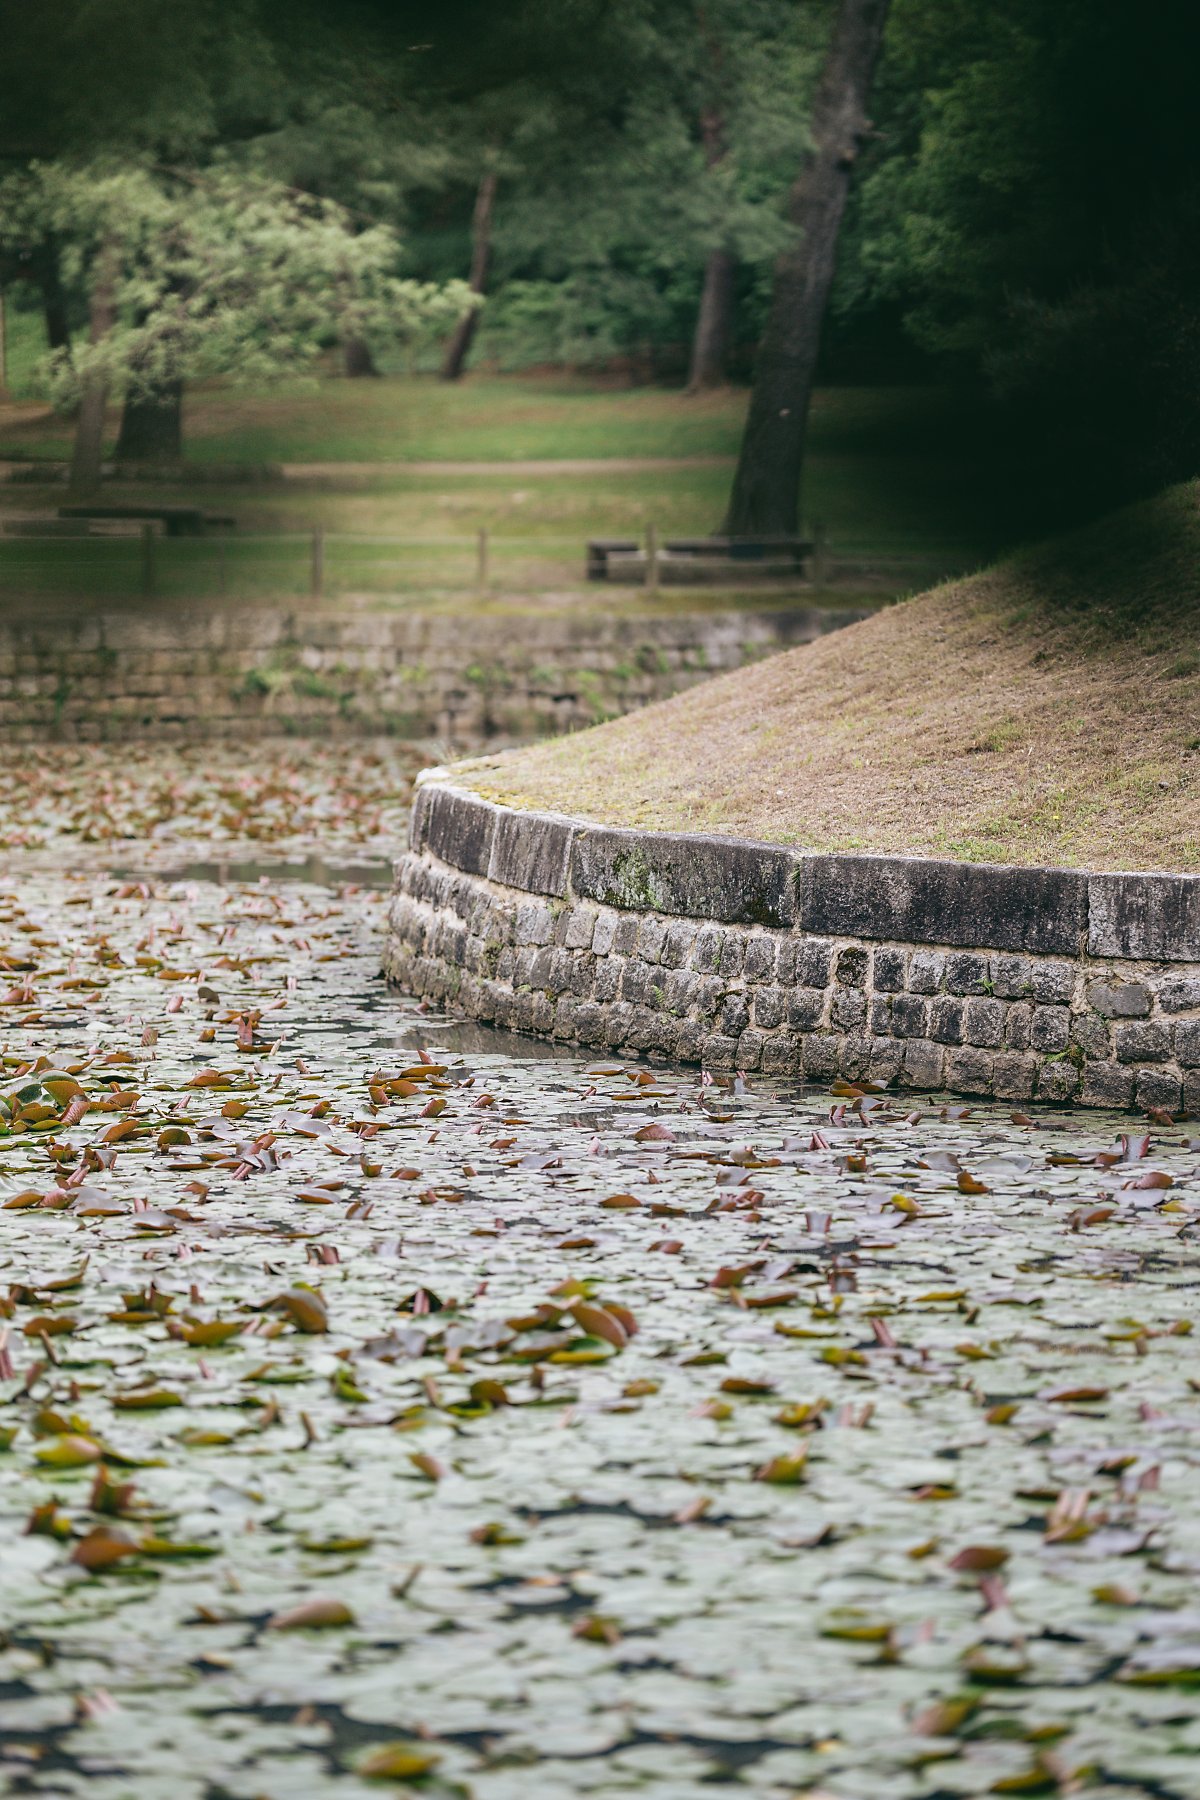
top-left (722, 0), bottom-right (891, 535)
top-left (67, 244), bottom-right (118, 499)
top-left (688, 247), bottom-right (737, 391)
top-left (114, 377), bottom-right (183, 466)
top-left (440, 167), bottom-right (498, 382)
top-left (341, 333), bottom-right (379, 378)
top-left (688, 100), bottom-right (736, 392)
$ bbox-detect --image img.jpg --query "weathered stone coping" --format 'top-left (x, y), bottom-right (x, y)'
top-left (385, 773), bottom-right (1200, 1110)
top-left (410, 772), bottom-right (1200, 965)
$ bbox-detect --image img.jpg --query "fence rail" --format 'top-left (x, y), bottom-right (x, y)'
top-left (0, 525), bottom-right (963, 604)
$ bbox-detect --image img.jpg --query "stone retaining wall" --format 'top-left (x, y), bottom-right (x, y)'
top-left (0, 600), bottom-right (862, 744)
top-left (383, 777), bottom-right (1200, 1110)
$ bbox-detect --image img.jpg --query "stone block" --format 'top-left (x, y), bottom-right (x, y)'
top-left (1030, 1006), bottom-right (1070, 1054)
top-left (1087, 980), bottom-right (1151, 1018)
top-left (592, 912), bottom-right (617, 957)
top-left (613, 915), bottom-right (641, 955)
top-left (421, 785), bottom-right (497, 876)
top-left (1161, 977), bottom-right (1200, 1013)
top-left (753, 986), bottom-right (787, 1031)
top-left (798, 853), bottom-right (1086, 954)
top-left (1135, 1069), bottom-right (1182, 1112)
top-left (564, 906), bottom-right (597, 950)
top-left (1003, 1001), bottom-right (1033, 1051)
top-left (832, 988), bottom-right (867, 1030)
top-left (907, 951), bottom-right (945, 995)
top-left (795, 940), bottom-right (833, 988)
top-left (1088, 871), bottom-right (1200, 962)
top-left (891, 993), bottom-right (929, 1039)
top-left (946, 952), bottom-right (991, 995)
top-left (489, 806), bottom-right (575, 897)
top-left (736, 1029), bottom-right (765, 1070)
top-left (945, 1047), bottom-right (995, 1094)
top-left (570, 825), bottom-right (797, 926)
top-left (900, 1039), bottom-right (944, 1089)
top-left (836, 946), bottom-right (869, 987)
top-left (787, 988), bottom-right (825, 1031)
top-left (744, 935), bottom-right (778, 982)
top-left (992, 1052), bottom-right (1037, 1100)
top-left (991, 954), bottom-right (1033, 999)
top-left (1175, 1020), bottom-right (1200, 1067)
top-left (662, 922), bottom-right (698, 968)
top-left (872, 947), bottom-right (907, 992)
top-left (1031, 962), bottom-right (1074, 1005)
top-left (721, 994), bottom-right (751, 1038)
top-left (1079, 1062), bottom-right (1135, 1107)
top-left (702, 1034), bottom-right (740, 1069)
top-left (1115, 1021), bottom-right (1171, 1064)
top-left (1070, 1013), bottom-right (1109, 1060)
top-left (869, 995), bottom-right (893, 1035)
top-left (691, 927), bottom-right (723, 973)
top-left (1038, 1060), bottom-right (1082, 1103)
top-left (514, 901), bottom-right (554, 947)
top-left (801, 1034), bottom-right (841, 1079)
top-left (760, 1030), bottom-right (801, 1074)
top-left (965, 997), bottom-right (1005, 1047)
top-left (929, 995), bottom-right (965, 1044)
top-left (637, 918), bottom-right (667, 964)
top-left (717, 933), bottom-right (745, 978)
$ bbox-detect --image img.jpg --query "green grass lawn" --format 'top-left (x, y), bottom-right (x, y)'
top-left (1, 338), bottom-right (1020, 598)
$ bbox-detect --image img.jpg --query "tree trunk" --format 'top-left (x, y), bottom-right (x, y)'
top-left (38, 241), bottom-right (72, 358)
top-left (67, 245), bottom-right (118, 499)
top-left (722, 0), bottom-right (891, 535)
top-left (114, 377), bottom-right (183, 466)
top-left (341, 333), bottom-right (379, 378)
top-left (688, 247), bottom-right (736, 391)
top-left (441, 167), bottom-right (498, 382)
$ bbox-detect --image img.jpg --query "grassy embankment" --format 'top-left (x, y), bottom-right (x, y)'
top-left (1, 304), bottom-right (1017, 603)
top-left (460, 484), bottom-right (1200, 873)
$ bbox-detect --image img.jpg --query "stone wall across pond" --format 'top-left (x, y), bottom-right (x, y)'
top-left (383, 777), bottom-right (1200, 1110)
top-left (0, 601), bottom-right (864, 744)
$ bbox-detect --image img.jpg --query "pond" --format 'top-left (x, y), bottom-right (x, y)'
top-left (0, 747), bottom-right (1197, 1800)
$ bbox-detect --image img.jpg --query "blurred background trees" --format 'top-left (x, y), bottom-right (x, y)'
top-left (0, 0), bottom-right (1195, 521)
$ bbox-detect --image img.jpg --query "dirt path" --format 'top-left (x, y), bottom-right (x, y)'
top-left (278, 455), bottom-right (735, 478)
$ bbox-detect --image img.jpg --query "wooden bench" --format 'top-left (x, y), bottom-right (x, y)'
top-left (58, 505), bottom-right (235, 537)
top-left (2, 515), bottom-right (165, 538)
top-left (592, 534), bottom-right (814, 584)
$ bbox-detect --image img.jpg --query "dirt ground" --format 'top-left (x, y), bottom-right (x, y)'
top-left (465, 485), bottom-right (1200, 872)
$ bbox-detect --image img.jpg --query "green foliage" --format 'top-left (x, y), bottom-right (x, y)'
top-left (0, 161), bottom-right (472, 409)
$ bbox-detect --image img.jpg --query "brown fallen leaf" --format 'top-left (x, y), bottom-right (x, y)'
top-left (268, 1596), bottom-right (355, 1630)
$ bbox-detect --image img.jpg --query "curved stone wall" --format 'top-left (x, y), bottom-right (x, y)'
top-left (383, 775), bottom-right (1200, 1110)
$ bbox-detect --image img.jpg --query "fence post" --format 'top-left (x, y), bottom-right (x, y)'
top-left (476, 525), bottom-right (489, 597)
top-left (811, 520), bottom-right (829, 585)
top-left (310, 525), bottom-right (325, 600)
top-left (645, 521), bottom-right (659, 595)
top-left (141, 523), bottom-right (156, 600)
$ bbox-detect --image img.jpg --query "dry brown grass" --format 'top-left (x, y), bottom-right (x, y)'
top-left (463, 485), bottom-right (1200, 872)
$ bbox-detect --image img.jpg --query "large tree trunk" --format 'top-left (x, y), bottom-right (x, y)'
top-left (114, 377), bottom-right (183, 466)
top-left (67, 245), bottom-right (118, 499)
top-left (722, 0), bottom-right (891, 535)
top-left (688, 247), bottom-right (737, 391)
top-left (687, 100), bottom-right (736, 392)
top-left (341, 333), bottom-right (379, 378)
top-left (441, 167), bottom-right (498, 382)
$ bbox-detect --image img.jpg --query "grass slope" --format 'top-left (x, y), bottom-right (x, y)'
top-left (464, 485), bottom-right (1200, 873)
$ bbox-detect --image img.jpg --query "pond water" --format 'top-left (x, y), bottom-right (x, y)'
top-left (0, 748), bottom-right (1197, 1800)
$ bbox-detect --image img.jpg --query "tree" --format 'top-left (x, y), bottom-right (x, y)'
top-left (722, 0), bottom-right (891, 535)
top-left (441, 163), bottom-right (498, 380)
top-left (0, 160), bottom-right (471, 490)
top-left (841, 0), bottom-right (1200, 519)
